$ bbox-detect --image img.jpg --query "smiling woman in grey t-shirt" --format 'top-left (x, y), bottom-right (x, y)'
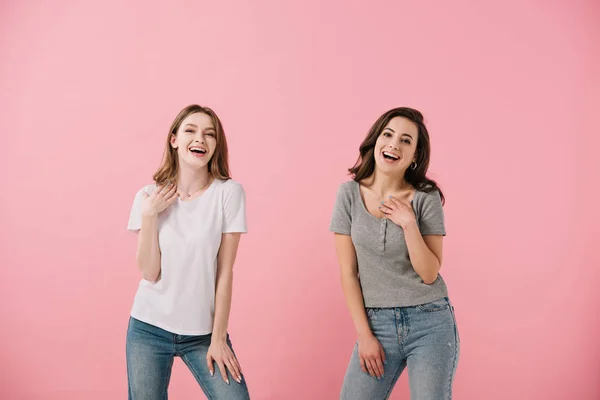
top-left (330, 107), bottom-right (459, 400)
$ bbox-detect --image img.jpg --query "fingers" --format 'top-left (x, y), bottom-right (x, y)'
top-left (165, 185), bottom-right (178, 204)
top-left (216, 360), bottom-right (229, 384)
top-left (379, 203), bottom-right (393, 215)
top-left (359, 355), bottom-right (367, 373)
top-left (224, 354), bottom-right (243, 383)
top-left (158, 183), bottom-right (175, 198)
top-left (206, 354), bottom-right (215, 377)
top-left (388, 196), bottom-right (410, 209)
top-left (155, 184), bottom-right (169, 196)
top-left (365, 358), bottom-right (378, 378)
top-left (374, 356), bottom-right (385, 378)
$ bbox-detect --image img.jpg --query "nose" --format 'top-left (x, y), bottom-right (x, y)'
top-left (389, 143), bottom-right (399, 150)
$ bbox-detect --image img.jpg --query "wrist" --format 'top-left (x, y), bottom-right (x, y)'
top-left (142, 210), bottom-right (158, 218)
top-left (402, 219), bottom-right (419, 231)
top-left (357, 330), bottom-right (374, 341)
top-left (211, 331), bottom-right (227, 343)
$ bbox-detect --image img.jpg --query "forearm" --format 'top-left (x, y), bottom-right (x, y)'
top-left (136, 214), bottom-right (162, 282)
top-left (341, 274), bottom-right (373, 339)
top-left (212, 268), bottom-right (233, 342)
top-left (403, 221), bottom-right (441, 284)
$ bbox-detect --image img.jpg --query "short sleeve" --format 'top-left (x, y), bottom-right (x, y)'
top-left (417, 190), bottom-right (446, 236)
top-left (329, 183), bottom-right (352, 235)
top-left (222, 182), bottom-right (247, 233)
top-left (127, 187), bottom-right (145, 232)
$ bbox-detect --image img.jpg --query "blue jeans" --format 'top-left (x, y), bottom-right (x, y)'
top-left (126, 317), bottom-right (250, 400)
top-left (340, 297), bottom-right (460, 400)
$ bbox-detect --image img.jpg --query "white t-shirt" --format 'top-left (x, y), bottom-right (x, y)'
top-left (127, 178), bottom-right (247, 335)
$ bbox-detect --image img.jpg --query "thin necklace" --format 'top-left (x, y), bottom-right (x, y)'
top-left (178, 177), bottom-right (212, 199)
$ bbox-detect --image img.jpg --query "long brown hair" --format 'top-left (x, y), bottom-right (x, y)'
top-left (153, 104), bottom-right (231, 185)
top-left (349, 107), bottom-right (445, 204)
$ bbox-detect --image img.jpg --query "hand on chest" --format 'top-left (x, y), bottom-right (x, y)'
top-left (362, 187), bottom-right (416, 221)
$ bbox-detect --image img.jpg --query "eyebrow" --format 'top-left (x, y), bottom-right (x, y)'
top-left (383, 127), bottom-right (413, 139)
top-left (184, 124), bottom-right (215, 131)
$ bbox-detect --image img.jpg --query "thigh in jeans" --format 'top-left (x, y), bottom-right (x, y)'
top-left (340, 308), bottom-right (406, 400)
top-left (126, 317), bottom-right (175, 400)
top-left (178, 334), bottom-right (251, 400)
top-left (405, 298), bottom-right (460, 400)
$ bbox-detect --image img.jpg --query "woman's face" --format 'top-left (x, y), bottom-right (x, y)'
top-left (170, 112), bottom-right (217, 170)
top-left (373, 116), bottom-right (419, 175)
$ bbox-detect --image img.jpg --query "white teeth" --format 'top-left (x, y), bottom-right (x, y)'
top-left (383, 151), bottom-right (399, 160)
top-left (190, 147), bottom-right (206, 153)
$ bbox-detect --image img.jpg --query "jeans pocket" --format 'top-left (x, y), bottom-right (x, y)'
top-left (416, 298), bottom-right (450, 313)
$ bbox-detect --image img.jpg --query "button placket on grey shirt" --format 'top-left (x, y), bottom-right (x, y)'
top-left (330, 180), bottom-right (449, 308)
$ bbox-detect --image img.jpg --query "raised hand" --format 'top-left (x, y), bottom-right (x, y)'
top-left (379, 196), bottom-right (416, 229)
top-left (141, 183), bottom-right (178, 217)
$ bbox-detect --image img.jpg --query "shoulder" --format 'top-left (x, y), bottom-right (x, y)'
top-left (414, 188), bottom-right (441, 203)
top-left (134, 183), bottom-right (158, 197)
top-left (213, 178), bottom-right (245, 196)
top-left (337, 180), bottom-right (357, 196)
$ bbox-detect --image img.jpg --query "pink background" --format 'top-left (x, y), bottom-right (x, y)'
top-left (1, 1), bottom-right (599, 399)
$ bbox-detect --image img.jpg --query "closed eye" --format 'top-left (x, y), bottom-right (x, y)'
top-left (402, 139), bottom-right (411, 145)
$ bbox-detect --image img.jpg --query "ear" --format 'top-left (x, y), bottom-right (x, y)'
top-left (170, 133), bottom-right (178, 148)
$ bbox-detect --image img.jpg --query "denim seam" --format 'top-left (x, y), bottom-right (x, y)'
top-left (181, 355), bottom-right (216, 400)
top-left (445, 306), bottom-right (460, 400)
top-left (382, 360), bottom-right (403, 400)
top-left (163, 357), bottom-right (174, 400)
top-left (381, 309), bottom-right (405, 400)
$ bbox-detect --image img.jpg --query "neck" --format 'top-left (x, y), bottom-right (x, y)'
top-left (368, 168), bottom-right (407, 197)
top-left (176, 165), bottom-right (211, 194)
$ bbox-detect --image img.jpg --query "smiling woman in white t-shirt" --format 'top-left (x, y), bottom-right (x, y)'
top-left (126, 104), bottom-right (250, 400)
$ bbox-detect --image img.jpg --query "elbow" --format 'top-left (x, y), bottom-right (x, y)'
top-left (421, 269), bottom-right (440, 285)
top-left (142, 271), bottom-right (160, 283)
top-left (137, 258), bottom-right (160, 283)
top-left (340, 271), bottom-right (359, 286)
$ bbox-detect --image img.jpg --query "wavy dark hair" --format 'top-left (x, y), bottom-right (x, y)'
top-left (349, 107), bottom-right (445, 204)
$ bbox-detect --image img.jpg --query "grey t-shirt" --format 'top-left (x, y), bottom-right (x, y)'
top-left (330, 180), bottom-right (449, 307)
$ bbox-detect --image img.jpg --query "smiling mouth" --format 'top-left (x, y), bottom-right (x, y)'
top-left (189, 147), bottom-right (207, 155)
top-left (382, 151), bottom-right (400, 161)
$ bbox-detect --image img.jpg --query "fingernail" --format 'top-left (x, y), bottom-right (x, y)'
top-left (381, 201), bottom-right (385, 204)
top-left (226, 379), bottom-right (230, 385)
top-left (210, 371), bottom-right (214, 377)
top-left (236, 378), bottom-right (242, 383)
top-left (389, 196), bottom-right (392, 198)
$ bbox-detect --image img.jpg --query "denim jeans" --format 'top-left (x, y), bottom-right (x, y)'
top-left (340, 297), bottom-right (460, 400)
top-left (126, 317), bottom-right (250, 400)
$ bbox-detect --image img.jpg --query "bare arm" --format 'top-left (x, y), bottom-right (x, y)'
top-left (207, 232), bottom-right (244, 385)
top-left (403, 221), bottom-right (443, 284)
top-left (212, 232), bottom-right (241, 341)
top-left (136, 214), bottom-right (162, 282)
top-left (335, 233), bottom-right (386, 378)
top-left (334, 234), bottom-right (371, 339)
top-left (134, 184), bottom-right (177, 283)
